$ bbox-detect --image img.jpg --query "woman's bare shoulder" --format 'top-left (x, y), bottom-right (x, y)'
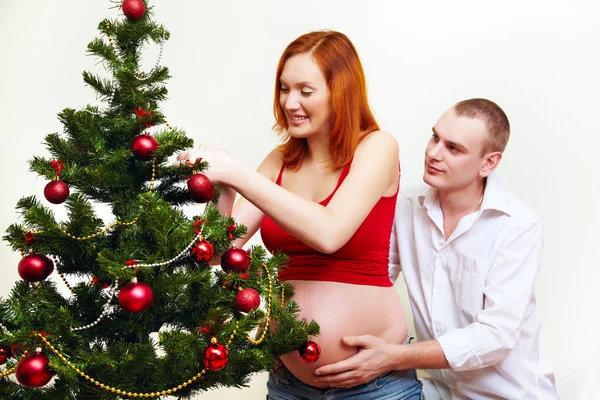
top-left (355, 130), bottom-right (399, 162)
top-left (360, 130), bottom-right (398, 149)
top-left (257, 148), bottom-right (284, 181)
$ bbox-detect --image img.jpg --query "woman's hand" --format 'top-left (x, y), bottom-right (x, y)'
top-left (173, 144), bottom-right (235, 186)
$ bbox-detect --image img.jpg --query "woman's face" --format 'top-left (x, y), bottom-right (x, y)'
top-left (279, 52), bottom-right (332, 139)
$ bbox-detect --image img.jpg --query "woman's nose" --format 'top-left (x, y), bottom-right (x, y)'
top-left (284, 91), bottom-right (301, 111)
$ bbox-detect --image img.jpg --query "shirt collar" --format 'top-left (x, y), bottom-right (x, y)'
top-left (418, 186), bottom-right (438, 209)
top-left (418, 173), bottom-right (512, 217)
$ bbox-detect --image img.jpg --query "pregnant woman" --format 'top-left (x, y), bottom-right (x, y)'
top-left (176, 30), bottom-right (422, 399)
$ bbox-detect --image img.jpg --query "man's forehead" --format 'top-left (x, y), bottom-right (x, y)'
top-left (434, 112), bottom-right (487, 150)
top-left (437, 111), bottom-right (486, 135)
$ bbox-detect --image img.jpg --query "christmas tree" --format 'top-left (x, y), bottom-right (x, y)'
top-left (0, 1), bottom-right (319, 398)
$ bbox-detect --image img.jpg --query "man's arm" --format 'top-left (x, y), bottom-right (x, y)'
top-left (316, 222), bottom-right (545, 387)
top-left (314, 336), bottom-right (448, 388)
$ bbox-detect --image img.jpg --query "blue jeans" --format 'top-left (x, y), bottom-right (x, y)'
top-left (267, 364), bottom-right (423, 399)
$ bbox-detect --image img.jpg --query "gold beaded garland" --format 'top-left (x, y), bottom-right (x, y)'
top-left (245, 264), bottom-right (273, 345)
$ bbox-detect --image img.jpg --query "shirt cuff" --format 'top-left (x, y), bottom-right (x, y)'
top-left (436, 329), bottom-right (483, 371)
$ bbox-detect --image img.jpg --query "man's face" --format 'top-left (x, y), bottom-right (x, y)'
top-left (423, 109), bottom-right (489, 191)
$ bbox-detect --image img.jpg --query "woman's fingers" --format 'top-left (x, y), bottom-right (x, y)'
top-left (176, 151), bottom-right (190, 161)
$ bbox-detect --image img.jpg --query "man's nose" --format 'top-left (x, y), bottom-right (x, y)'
top-left (427, 142), bottom-right (443, 161)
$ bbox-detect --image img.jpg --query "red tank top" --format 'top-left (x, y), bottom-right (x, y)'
top-left (260, 160), bottom-right (396, 287)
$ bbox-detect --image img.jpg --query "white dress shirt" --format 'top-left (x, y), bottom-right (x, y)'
top-left (390, 174), bottom-right (558, 399)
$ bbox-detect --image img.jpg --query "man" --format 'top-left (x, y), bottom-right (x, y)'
top-left (314, 98), bottom-right (558, 399)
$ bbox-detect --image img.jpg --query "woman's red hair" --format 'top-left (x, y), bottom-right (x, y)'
top-left (273, 31), bottom-right (379, 170)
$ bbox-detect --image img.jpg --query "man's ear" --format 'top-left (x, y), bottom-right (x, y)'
top-left (480, 152), bottom-right (502, 178)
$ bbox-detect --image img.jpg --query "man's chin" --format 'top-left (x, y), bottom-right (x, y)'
top-left (423, 173), bottom-right (444, 189)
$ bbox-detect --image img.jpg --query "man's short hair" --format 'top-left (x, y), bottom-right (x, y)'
top-left (454, 98), bottom-right (510, 155)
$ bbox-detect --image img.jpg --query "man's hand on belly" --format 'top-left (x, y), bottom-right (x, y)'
top-left (313, 335), bottom-right (395, 388)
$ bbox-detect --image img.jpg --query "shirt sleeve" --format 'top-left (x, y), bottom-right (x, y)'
top-left (388, 220), bottom-right (402, 284)
top-left (436, 222), bottom-right (544, 371)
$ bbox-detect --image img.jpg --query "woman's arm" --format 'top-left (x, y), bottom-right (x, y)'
top-left (205, 193), bottom-right (264, 265)
top-left (179, 148), bottom-right (282, 250)
top-left (196, 131), bottom-right (399, 254)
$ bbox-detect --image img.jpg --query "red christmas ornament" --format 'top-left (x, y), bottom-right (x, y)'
top-left (187, 173), bottom-right (215, 203)
top-left (196, 320), bottom-right (225, 336)
top-left (221, 248), bottom-right (250, 273)
top-left (92, 276), bottom-right (111, 289)
top-left (11, 344), bottom-right (23, 356)
top-left (44, 180), bottom-right (70, 204)
top-left (236, 288), bottom-right (261, 313)
top-left (299, 340), bottom-right (321, 363)
top-left (199, 326), bottom-right (212, 335)
top-left (131, 133), bottom-right (159, 160)
top-left (227, 224), bottom-right (236, 240)
top-left (240, 270), bottom-right (262, 280)
top-left (18, 253), bottom-right (54, 282)
top-left (203, 340), bottom-right (229, 371)
top-left (122, 0), bottom-right (146, 20)
top-left (118, 279), bottom-right (153, 313)
top-left (24, 231), bottom-right (35, 243)
top-left (192, 240), bottom-right (215, 263)
top-left (15, 351), bottom-right (54, 388)
top-left (0, 347), bottom-right (12, 365)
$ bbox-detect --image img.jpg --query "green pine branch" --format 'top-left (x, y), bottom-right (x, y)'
top-left (82, 72), bottom-right (117, 101)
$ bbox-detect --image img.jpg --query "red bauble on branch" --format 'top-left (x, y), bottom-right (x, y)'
top-left (92, 276), bottom-right (111, 289)
top-left (15, 351), bottom-right (54, 388)
top-left (299, 340), bottom-right (321, 363)
top-left (44, 180), bottom-right (70, 204)
top-left (11, 344), bottom-right (23, 356)
top-left (18, 253), bottom-right (54, 282)
top-left (192, 239), bottom-right (215, 263)
top-left (203, 340), bottom-right (229, 371)
top-left (221, 248), bottom-right (250, 273)
top-left (188, 173), bottom-right (215, 203)
top-left (122, 0), bottom-right (146, 20)
top-left (131, 133), bottom-right (159, 160)
top-left (118, 278), bottom-right (154, 313)
top-left (0, 346), bottom-right (12, 365)
top-left (236, 288), bottom-right (261, 313)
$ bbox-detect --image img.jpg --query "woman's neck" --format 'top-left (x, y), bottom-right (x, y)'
top-left (305, 134), bottom-right (332, 166)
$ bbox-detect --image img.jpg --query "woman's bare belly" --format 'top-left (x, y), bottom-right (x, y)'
top-left (279, 280), bottom-right (407, 388)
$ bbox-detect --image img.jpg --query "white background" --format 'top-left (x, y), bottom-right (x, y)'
top-left (1, 1), bottom-right (598, 398)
